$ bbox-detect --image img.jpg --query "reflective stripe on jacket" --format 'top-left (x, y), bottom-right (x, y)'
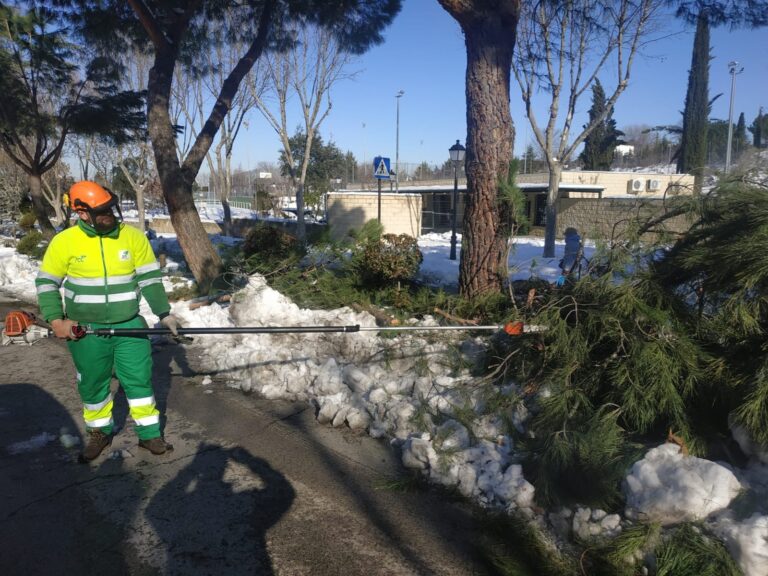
top-left (35, 220), bottom-right (171, 323)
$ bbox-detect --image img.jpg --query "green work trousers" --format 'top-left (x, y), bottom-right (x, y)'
top-left (67, 316), bottom-right (161, 440)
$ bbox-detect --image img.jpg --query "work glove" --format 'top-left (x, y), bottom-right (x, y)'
top-left (159, 313), bottom-right (184, 336)
top-left (50, 318), bottom-right (82, 340)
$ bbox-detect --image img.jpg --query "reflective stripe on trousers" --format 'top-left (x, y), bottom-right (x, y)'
top-left (67, 316), bottom-right (161, 440)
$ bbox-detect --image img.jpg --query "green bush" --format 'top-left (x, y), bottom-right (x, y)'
top-left (353, 233), bottom-right (423, 287)
top-left (16, 231), bottom-right (46, 259)
top-left (18, 212), bottom-right (36, 231)
top-left (242, 223), bottom-right (300, 261)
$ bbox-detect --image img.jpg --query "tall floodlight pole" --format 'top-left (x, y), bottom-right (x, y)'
top-left (448, 139), bottom-right (466, 261)
top-left (395, 90), bottom-right (404, 192)
top-left (725, 61), bottom-right (744, 174)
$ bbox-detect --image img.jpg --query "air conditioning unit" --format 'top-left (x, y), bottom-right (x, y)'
top-left (627, 178), bottom-right (644, 194)
top-left (647, 179), bottom-right (662, 191)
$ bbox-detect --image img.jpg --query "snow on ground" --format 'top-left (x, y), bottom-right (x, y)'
top-left (2, 230), bottom-right (767, 575)
top-left (624, 443), bottom-right (742, 525)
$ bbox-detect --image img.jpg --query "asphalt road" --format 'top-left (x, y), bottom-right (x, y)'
top-left (0, 297), bottom-right (524, 576)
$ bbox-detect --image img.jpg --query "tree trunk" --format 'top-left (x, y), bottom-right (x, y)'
top-left (295, 182), bottom-right (306, 242)
top-left (135, 184), bottom-right (146, 233)
top-left (543, 162), bottom-right (562, 258)
top-left (443, 1), bottom-right (520, 299)
top-left (28, 172), bottom-right (55, 235)
top-left (148, 48), bottom-right (222, 293)
top-left (221, 199), bottom-right (232, 236)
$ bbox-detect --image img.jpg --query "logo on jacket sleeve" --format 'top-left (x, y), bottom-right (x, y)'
top-left (118, 250), bottom-right (130, 261)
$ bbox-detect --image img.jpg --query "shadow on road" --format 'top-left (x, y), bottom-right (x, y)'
top-left (0, 383), bottom-right (136, 576)
top-left (145, 442), bottom-right (295, 575)
top-left (148, 338), bottom-right (295, 575)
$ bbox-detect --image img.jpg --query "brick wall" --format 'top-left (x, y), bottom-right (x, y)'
top-left (326, 192), bottom-right (422, 239)
top-left (557, 197), bottom-right (695, 241)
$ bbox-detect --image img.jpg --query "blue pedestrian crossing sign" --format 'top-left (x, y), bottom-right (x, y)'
top-left (373, 156), bottom-right (391, 180)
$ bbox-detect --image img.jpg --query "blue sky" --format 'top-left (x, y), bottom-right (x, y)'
top-left (231, 1), bottom-right (768, 171)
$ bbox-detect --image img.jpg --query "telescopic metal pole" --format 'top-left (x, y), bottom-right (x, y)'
top-left (82, 323), bottom-right (546, 338)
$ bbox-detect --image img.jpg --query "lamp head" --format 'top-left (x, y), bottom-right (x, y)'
top-left (449, 139), bottom-right (466, 164)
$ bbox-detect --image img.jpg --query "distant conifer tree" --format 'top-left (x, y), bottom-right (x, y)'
top-left (579, 79), bottom-right (624, 170)
top-left (749, 107), bottom-right (766, 148)
top-left (677, 11), bottom-right (710, 188)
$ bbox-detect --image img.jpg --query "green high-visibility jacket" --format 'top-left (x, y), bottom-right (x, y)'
top-left (35, 220), bottom-right (171, 324)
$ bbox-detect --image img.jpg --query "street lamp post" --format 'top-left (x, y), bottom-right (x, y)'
top-left (725, 61), bottom-right (744, 174)
top-left (448, 139), bottom-right (466, 261)
top-left (395, 90), bottom-right (404, 192)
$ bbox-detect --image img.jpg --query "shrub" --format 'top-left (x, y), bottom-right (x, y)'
top-left (16, 231), bottom-right (46, 259)
top-left (241, 223), bottom-right (300, 261)
top-left (353, 233), bottom-right (423, 287)
top-left (18, 212), bottom-right (36, 231)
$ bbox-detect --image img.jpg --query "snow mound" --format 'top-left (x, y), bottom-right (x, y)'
top-left (624, 443), bottom-right (741, 525)
top-left (572, 507), bottom-right (622, 541)
top-left (0, 248), bottom-right (38, 301)
top-left (731, 419), bottom-right (768, 465)
top-left (711, 512), bottom-right (768, 576)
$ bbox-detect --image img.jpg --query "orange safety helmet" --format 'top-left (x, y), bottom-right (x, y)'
top-left (64, 181), bottom-right (123, 226)
top-left (66, 181), bottom-right (117, 212)
top-left (4, 310), bottom-right (35, 337)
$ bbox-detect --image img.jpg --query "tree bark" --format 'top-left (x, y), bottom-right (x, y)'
top-left (28, 172), bottom-right (55, 235)
top-left (147, 47), bottom-right (223, 293)
top-left (543, 162), bottom-right (562, 257)
top-left (136, 185), bottom-right (146, 233)
top-left (441, 0), bottom-right (521, 299)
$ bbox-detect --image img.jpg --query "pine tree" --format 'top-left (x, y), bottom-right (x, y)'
top-left (677, 10), bottom-right (710, 188)
top-left (579, 79), bottom-right (624, 170)
top-left (735, 111), bottom-right (747, 155)
top-left (0, 5), bottom-right (144, 233)
top-left (580, 80), bottom-right (608, 169)
top-left (653, 179), bottom-right (768, 446)
top-left (748, 107), bottom-right (766, 148)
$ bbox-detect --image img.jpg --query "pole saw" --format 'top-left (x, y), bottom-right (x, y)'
top-left (2, 309), bottom-right (546, 345)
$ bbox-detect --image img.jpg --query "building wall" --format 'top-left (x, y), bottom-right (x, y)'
top-left (557, 197), bottom-right (695, 241)
top-left (517, 170), bottom-right (695, 198)
top-left (326, 192), bottom-right (422, 239)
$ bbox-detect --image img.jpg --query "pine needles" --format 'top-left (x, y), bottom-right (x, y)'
top-left (655, 524), bottom-right (742, 576)
top-left (499, 177), bottom-right (768, 505)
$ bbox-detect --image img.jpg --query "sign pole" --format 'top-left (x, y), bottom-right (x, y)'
top-left (373, 156), bottom-right (390, 226)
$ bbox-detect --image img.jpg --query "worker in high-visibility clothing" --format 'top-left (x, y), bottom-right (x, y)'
top-left (35, 181), bottom-right (183, 462)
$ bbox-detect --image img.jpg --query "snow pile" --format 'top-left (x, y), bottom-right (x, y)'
top-left (731, 419), bottom-right (768, 465)
top-left (571, 507), bottom-right (622, 541)
top-left (401, 433), bottom-right (535, 510)
top-left (711, 512), bottom-right (768, 576)
top-left (170, 274), bottom-right (545, 512)
top-left (624, 443), bottom-right (742, 525)
top-left (0, 247), bottom-right (38, 301)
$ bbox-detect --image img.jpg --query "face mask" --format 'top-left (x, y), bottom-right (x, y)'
top-left (85, 207), bottom-right (118, 233)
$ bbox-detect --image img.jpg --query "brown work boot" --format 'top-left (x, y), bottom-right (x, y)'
top-left (78, 430), bottom-right (111, 463)
top-left (138, 437), bottom-right (171, 455)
